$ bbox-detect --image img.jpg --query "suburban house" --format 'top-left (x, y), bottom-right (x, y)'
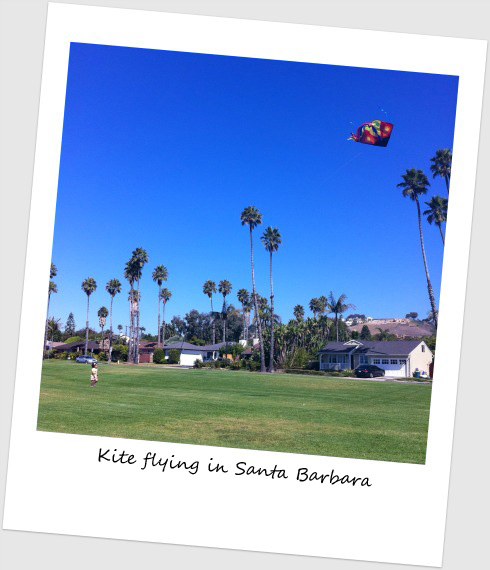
top-left (54, 340), bottom-right (101, 355)
top-left (318, 340), bottom-right (433, 377)
top-left (138, 341), bottom-right (235, 366)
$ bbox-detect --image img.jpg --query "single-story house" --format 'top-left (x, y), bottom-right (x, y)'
top-left (54, 340), bottom-right (101, 354)
top-left (139, 341), bottom-right (237, 366)
top-left (45, 341), bottom-right (66, 351)
top-left (318, 339), bottom-right (433, 377)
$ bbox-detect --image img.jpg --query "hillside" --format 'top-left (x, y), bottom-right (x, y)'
top-left (348, 319), bottom-right (435, 339)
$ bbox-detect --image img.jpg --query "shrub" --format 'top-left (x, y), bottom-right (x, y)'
top-left (229, 361), bottom-right (241, 370)
top-left (307, 360), bottom-right (320, 371)
top-left (153, 348), bottom-right (166, 364)
top-left (246, 360), bottom-right (261, 372)
top-left (96, 352), bottom-right (107, 361)
top-left (64, 336), bottom-right (83, 344)
top-left (168, 349), bottom-right (181, 364)
top-left (193, 359), bottom-right (204, 368)
top-left (111, 344), bottom-right (128, 362)
top-left (287, 348), bottom-right (310, 369)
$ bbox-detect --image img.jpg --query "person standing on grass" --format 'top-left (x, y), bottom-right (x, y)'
top-left (90, 361), bottom-right (98, 387)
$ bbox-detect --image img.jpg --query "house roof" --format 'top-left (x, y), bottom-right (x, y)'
top-left (55, 340), bottom-right (100, 351)
top-left (318, 340), bottom-right (426, 356)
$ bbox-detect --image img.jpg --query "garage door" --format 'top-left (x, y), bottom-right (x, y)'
top-left (372, 359), bottom-right (407, 377)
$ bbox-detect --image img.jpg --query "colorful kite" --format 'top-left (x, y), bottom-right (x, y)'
top-left (348, 120), bottom-right (393, 147)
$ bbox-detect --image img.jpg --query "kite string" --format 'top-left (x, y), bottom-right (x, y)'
top-left (316, 150), bottom-right (363, 190)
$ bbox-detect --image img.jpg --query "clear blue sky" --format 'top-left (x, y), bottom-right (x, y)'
top-left (49, 42), bottom-right (458, 334)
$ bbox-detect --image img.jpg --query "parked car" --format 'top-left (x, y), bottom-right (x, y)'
top-left (75, 355), bottom-right (97, 364)
top-left (354, 364), bottom-right (385, 378)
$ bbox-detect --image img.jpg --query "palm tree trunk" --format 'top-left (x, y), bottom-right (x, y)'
top-left (416, 198), bottom-right (438, 329)
top-left (162, 302), bottom-right (167, 345)
top-left (157, 285), bottom-right (161, 347)
top-left (136, 279), bottom-right (141, 363)
top-left (210, 297), bottom-right (215, 345)
top-left (335, 314), bottom-right (339, 342)
top-left (242, 303), bottom-right (246, 343)
top-left (222, 296), bottom-right (227, 345)
top-left (438, 222), bottom-right (445, 246)
top-left (269, 251), bottom-right (275, 373)
top-left (85, 295), bottom-right (90, 355)
top-left (250, 227), bottom-right (266, 373)
top-left (109, 296), bottom-right (113, 364)
top-left (44, 293), bottom-right (51, 357)
top-left (445, 174), bottom-right (450, 194)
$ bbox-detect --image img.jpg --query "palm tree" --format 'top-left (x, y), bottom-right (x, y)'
top-left (293, 304), bottom-right (304, 322)
top-left (424, 195), bottom-right (448, 245)
top-left (261, 227), bottom-right (282, 373)
top-left (241, 206), bottom-right (266, 373)
top-left (81, 277), bottom-right (97, 355)
top-left (397, 168), bottom-right (438, 329)
top-left (309, 298), bottom-right (321, 319)
top-left (327, 292), bottom-right (355, 342)
top-left (44, 280), bottom-right (58, 355)
top-left (318, 296), bottom-right (328, 317)
top-left (132, 248), bottom-right (149, 363)
top-left (218, 280), bottom-right (232, 344)
top-left (117, 324), bottom-right (123, 337)
top-left (203, 280), bottom-right (217, 344)
top-left (160, 288), bottom-right (172, 344)
top-left (43, 264), bottom-right (58, 356)
top-left (152, 265), bottom-right (168, 347)
top-left (97, 306), bottom-right (109, 352)
top-left (237, 289), bottom-right (251, 342)
top-left (430, 149), bottom-right (452, 194)
top-left (124, 258), bottom-right (138, 363)
top-left (105, 278), bottom-right (121, 363)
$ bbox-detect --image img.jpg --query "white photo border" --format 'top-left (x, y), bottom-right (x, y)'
top-left (3, 3), bottom-right (487, 567)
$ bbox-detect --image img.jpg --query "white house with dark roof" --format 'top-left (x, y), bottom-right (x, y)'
top-left (318, 340), bottom-right (433, 377)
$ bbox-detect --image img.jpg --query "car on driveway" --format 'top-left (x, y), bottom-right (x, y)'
top-left (354, 364), bottom-right (385, 378)
top-left (75, 355), bottom-right (97, 364)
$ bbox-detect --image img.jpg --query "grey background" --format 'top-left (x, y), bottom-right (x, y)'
top-left (1, 1), bottom-right (489, 568)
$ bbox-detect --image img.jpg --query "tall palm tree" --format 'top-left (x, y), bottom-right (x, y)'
top-left (237, 289), bottom-right (251, 342)
top-left (397, 168), bottom-right (438, 329)
top-left (124, 258), bottom-right (139, 363)
top-left (44, 280), bottom-right (58, 354)
top-left (261, 226), bottom-right (282, 373)
top-left (160, 288), bottom-right (172, 345)
top-left (218, 280), bottom-right (232, 344)
top-left (43, 264), bottom-right (58, 356)
top-left (293, 304), bottom-right (304, 322)
top-left (81, 277), bottom-right (97, 355)
top-left (327, 292), bottom-right (355, 342)
top-left (105, 278), bottom-right (121, 363)
top-left (203, 280), bottom-right (217, 344)
top-left (97, 306), bottom-right (109, 352)
top-left (117, 324), bottom-right (123, 337)
top-left (430, 149), bottom-right (452, 194)
top-left (152, 265), bottom-right (168, 347)
top-left (424, 195), bottom-right (448, 246)
top-left (132, 248), bottom-right (149, 363)
top-left (241, 206), bottom-right (266, 373)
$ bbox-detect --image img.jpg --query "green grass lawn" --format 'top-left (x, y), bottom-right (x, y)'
top-left (37, 360), bottom-right (432, 464)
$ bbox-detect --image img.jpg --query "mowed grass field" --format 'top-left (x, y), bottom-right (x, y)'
top-left (37, 360), bottom-right (432, 464)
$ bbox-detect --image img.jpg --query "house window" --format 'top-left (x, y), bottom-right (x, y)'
top-left (373, 358), bottom-right (381, 364)
top-left (329, 355), bottom-right (337, 363)
top-left (400, 359), bottom-right (407, 365)
top-left (390, 359), bottom-right (398, 365)
top-left (422, 345), bottom-right (425, 352)
top-left (382, 359), bottom-right (389, 364)
top-left (360, 355), bottom-right (368, 364)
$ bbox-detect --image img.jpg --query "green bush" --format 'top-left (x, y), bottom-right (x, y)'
top-left (193, 359), bottom-right (204, 368)
top-left (229, 361), bottom-right (241, 370)
top-left (64, 336), bottom-right (83, 344)
top-left (287, 348), bottom-right (310, 369)
top-left (153, 348), bottom-right (166, 364)
top-left (96, 352), bottom-right (107, 362)
top-left (246, 360), bottom-right (261, 372)
top-left (168, 349), bottom-right (181, 364)
top-left (111, 344), bottom-right (128, 362)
